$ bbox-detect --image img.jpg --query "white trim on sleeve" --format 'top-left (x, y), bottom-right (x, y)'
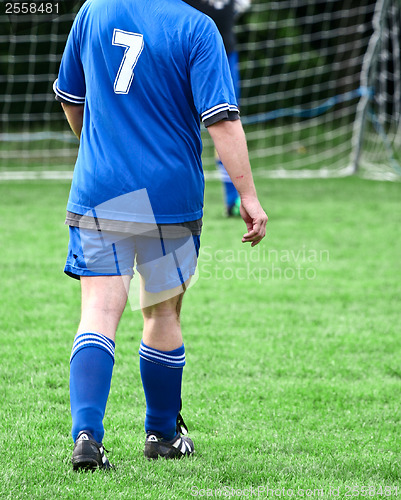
top-left (53, 79), bottom-right (85, 105)
top-left (201, 103), bottom-right (239, 122)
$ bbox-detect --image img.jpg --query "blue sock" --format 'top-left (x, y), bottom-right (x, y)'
top-left (224, 181), bottom-right (239, 208)
top-left (216, 159), bottom-right (239, 207)
top-left (69, 332), bottom-right (115, 443)
top-left (139, 341), bottom-right (185, 441)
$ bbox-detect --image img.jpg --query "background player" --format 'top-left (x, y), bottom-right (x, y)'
top-left (183, 0), bottom-right (251, 216)
top-left (54, 0), bottom-right (267, 470)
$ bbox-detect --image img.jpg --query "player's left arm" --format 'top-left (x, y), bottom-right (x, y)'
top-left (207, 119), bottom-right (267, 247)
top-left (61, 103), bottom-right (84, 140)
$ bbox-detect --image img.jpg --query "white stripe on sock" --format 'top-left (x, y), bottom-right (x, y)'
top-left (70, 333), bottom-right (115, 362)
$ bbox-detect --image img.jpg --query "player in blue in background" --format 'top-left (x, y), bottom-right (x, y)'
top-left (55, 0), bottom-right (267, 469)
top-left (183, 0), bottom-right (251, 216)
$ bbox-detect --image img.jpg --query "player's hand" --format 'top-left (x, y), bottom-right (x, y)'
top-left (240, 196), bottom-right (268, 247)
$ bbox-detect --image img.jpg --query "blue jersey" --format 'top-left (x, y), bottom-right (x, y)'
top-left (54, 0), bottom-right (238, 223)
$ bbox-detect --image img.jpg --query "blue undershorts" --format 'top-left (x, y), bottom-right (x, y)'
top-left (65, 225), bottom-right (200, 293)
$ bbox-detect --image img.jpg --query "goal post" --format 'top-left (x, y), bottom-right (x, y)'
top-left (351, 0), bottom-right (401, 180)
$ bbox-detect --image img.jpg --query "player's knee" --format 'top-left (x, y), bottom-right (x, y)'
top-left (142, 293), bottom-right (184, 321)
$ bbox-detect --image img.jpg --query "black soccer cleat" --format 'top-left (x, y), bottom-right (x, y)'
top-left (144, 406), bottom-right (194, 460)
top-left (71, 430), bottom-right (113, 471)
top-left (144, 432), bottom-right (195, 460)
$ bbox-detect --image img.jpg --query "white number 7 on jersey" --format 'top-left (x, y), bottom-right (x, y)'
top-left (112, 29), bottom-right (144, 94)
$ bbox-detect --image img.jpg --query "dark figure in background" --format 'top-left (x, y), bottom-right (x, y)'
top-left (184, 0), bottom-right (251, 216)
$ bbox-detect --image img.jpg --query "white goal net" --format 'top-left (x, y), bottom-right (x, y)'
top-left (0, 0), bottom-right (400, 181)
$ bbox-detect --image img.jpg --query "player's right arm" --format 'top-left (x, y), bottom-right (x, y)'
top-left (207, 119), bottom-right (267, 247)
top-left (53, 6), bottom-right (86, 139)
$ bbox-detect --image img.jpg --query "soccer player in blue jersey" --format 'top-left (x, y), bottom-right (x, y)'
top-left (183, 0), bottom-right (251, 216)
top-left (54, 0), bottom-right (267, 469)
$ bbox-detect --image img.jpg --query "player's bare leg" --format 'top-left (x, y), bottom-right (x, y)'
top-left (140, 278), bottom-right (187, 351)
top-left (78, 275), bottom-right (131, 341)
top-left (139, 278), bottom-right (194, 459)
top-left (70, 275), bottom-right (130, 470)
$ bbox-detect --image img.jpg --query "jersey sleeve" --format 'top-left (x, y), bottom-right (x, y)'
top-left (189, 27), bottom-right (239, 127)
top-left (53, 16), bottom-right (85, 105)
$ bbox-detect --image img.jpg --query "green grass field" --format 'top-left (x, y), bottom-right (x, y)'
top-left (0, 176), bottom-right (400, 499)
